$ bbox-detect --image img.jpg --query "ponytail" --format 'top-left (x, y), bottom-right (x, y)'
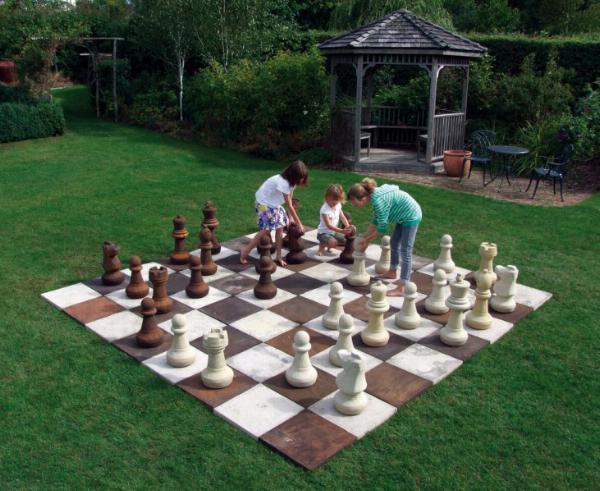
top-left (348, 178), bottom-right (377, 200)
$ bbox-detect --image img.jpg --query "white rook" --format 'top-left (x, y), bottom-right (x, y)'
top-left (201, 327), bottom-right (233, 389)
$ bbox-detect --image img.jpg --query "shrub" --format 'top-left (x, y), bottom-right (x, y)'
top-left (0, 102), bottom-right (65, 143)
top-left (0, 84), bottom-right (33, 104)
top-left (127, 86), bottom-right (178, 131)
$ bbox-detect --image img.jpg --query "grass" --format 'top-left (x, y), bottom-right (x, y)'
top-left (1, 86), bottom-right (599, 490)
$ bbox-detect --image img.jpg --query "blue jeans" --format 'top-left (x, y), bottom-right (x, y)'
top-left (390, 223), bottom-right (419, 283)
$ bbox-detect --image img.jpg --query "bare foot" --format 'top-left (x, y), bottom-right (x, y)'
top-left (378, 270), bottom-right (398, 280)
top-left (387, 285), bottom-right (405, 297)
top-left (275, 258), bottom-right (287, 267)
top-left (317, 249), bottom-right (325, 257)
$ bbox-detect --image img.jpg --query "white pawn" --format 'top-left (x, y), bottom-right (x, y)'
top-left (347, 235), bottom-right (370, 286)
top-left (394, 281), bottom-right (421, 329)
top-left (425, 269), bottom-right (450, 314)
top-left (375, 235), bottom-right (391, 275)
top-left (329, 313), bottom-right (356, 367)
top-left (361, 281), bottom-right (389, 346)
top-left (440, 274), bottom-right (471, 346)
top-left (433, 234), bottom-right (455, 274)
top-left (334, 350), bottom-right (368, 415)
top-left (285, 331), bottom-right (317, 388)
top-left (490, 265), bottom-right (519, 313)
top-left (201, 327), bottom-right (233, 389)
top-left (166, 314), bottom-right (196, 368)
top-left (323, 281), bottom-right (344, 330)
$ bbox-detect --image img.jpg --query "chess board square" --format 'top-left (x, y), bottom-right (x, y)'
top-left (368, 290), bottom-right (427, 310)
top-left (64, 296), bottom-right (124, 324)
top-left (365, 363), bottom-right (432, 407)
top-left (220, 236), bottom-right (251, 252)
top-left (42, 283), bottom-right (101, 310)
top-left (106, 288), bottom-right (153, 310)
top-left (490, 302), bottom-right (534, 324)
top-left (364, 243), bottom-right (384, 261)
top-left (261, 410), bottom-right (356, 470)
top-left (240, 265), bottom-right (294, 282)
top-left (281, 258), bottom-right (321, 273)
top-left (214, 253), bottom-right (257, 273)
top-left (193, 245), bottom-right (237, 261)
top-left (230, 310), bottom-right (297, 342)
top-left (304, 245), bottom-right (339, 262)
top-left (410, 271), bottom-right (436, 296)
top-left (159, 309), bottom-right (225, 341)
top-left (236, 287), bottom-right (296, 310)
top-left (343, 297), bottom-right (398, 323)
top-left (311, 347), bottom-right (382, 377)
top-left (514, 283), bottom-right (552, 310)
top-left (269, 297), bottom-right (327, 325)
top-left (418, 263), bottom-right (471, 277)
top-left (264, 369), bottom-right (337, 408)
top-left (418, 332), bottom-right (489, 361)
top-left (465, 317), bottom-right (514, 344)
top-left (171, 287), bottom-right (230, 309)
top-left (209, 273), bottom-right (256, 295)
top-left (302, 316), bottom-right (367, 340)
top-left (84, 276), bottom-right (131, 295)
top-left (192, 326), bottom-right (260, 358)
top-left (200, 296), bottom-right (262, 324)
top-left (335, 256), bottom-right (377, 272)
top-left (215, 384), bottom-right (303, 439)
top-left (416, 300), bottom-right (451, 325)
top-left (179, 266), bottom-right (236, 285)
top-left (121, 262), bottom-right (173, 282)
top-left (266, 326), bottom-right (335, 357)
top-left (166, 273), bottom-right (189, 294)
top-left (301, 228), bottom-right (319, 243)
top-left (131, 299), bottom-right (192, 324)
top-left (411, 255), bottom-right (435, 271)
top-left (301, 283), bottom-right (362, 306)
top-left (142, 348), bottom-right (208, 384)
top-left (113, 332), bottom-right (173, 362)
top-left (177, 369), bottom-right (257, 409)
top-left (351, 331), bottom-right (413, 361)
top-left (309, 392), bottom-right (396, 439)
top-left (86, 310), bottom-right (143, 342)
top-left (341, 278), bottom-right (377, 296)
top-left (384, 316), bottom-right (442, 342)
top-left (227, 343), bottom-right (293, 382)
top-left (387, 344), bottom-right (462, 384)
top-left (274, 273), bottom-right (326, 295)
top-left (157, 258), bottom-right (189, 272)
top-left (299, 262), bottom-right (350, 283)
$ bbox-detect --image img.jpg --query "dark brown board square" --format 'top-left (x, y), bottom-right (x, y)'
top-left (274, 274), bottom-right (325, 295)
top-left (264, 369), bottom-right (337, 408)
top-left (352, 331), bottom-right (413, 361)
top-left (84, 276), bottom-right (130, 295)
top-left (177, 369), bottom-right (257, 409)
top-left (366, 363), bottom-right (432, 407)
top-left (210, 274), bottom-right (255, 295)
top-left (269, 297), bottom-right (328, 325)
top-left (266, 326), bottom-right (335, 357)
top-left (191, 326), bottom-right (260, 358)
top-left (344, 296), bottom-right (398, 323)
top-left (418, 332), bottom-right (489, 361)
top-left (65, 296), bottom-right (124, 324)
top-left (113, 332), bottom-right (173, 361)
top-left (490, 302), bottom-right (534, 324)
top-left (200, 296), bottom-right (262, 324)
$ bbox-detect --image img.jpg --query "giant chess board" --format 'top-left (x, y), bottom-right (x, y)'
top-left (41, 229), bottom-right (552, 470)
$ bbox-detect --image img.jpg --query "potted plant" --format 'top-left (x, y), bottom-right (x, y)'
top-left (443, 149), bottom-right (472, 177)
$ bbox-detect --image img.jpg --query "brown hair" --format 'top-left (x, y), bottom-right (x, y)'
top-left (281, 160), bottom-right (308, 187)
top-left (325, 183), bottom-right (345, 203)
top-left (348, 178), bottom-right (377, 200)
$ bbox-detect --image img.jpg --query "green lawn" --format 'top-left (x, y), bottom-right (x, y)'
top-left (1, 86), bottom-right (598, 490)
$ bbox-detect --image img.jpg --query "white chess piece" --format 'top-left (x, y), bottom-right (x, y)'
top-left (433, 234), bottom-right (455, 273)
top-left (361, 281), bottom-right (390, 346)
top-left (425, 269), bottom-right (450, 314)
top-left (440, 274), bottom-right (471, 346)
top-left (166, 314), bottom-right (196, 368)
top-left (375, 235), bottom-right (391, 275)
top-left (490, 265), bottom-right (519, 313)
top-left (466, 242), bottom-right (498, 330)
top-left (329, 313), bottom-right (355, 367)
top-left (323, 281), bottom-right (345, 330)
top-left (394, 281), bottom-right (421, 329)
top-left (347, 235), bottom-right (370, 286)
top-left (201, 327), bottom-right (233, 389)
top-left (285, 331), bottom-right (317, 388)
top-left (334, 350), bottom-right (368, 415)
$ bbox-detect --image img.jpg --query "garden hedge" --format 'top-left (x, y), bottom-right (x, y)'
top-left (0, 102), bottom-right (65, 143)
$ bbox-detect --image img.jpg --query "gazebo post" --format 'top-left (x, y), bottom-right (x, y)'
top-left (354, 55), bottom-right (364, 163)
top-left (329, 62), bottom-right (338, 110)
top-left (425, 59), bottom-right (440, 165)
top-left (461, 65), bottom-right (470, 114)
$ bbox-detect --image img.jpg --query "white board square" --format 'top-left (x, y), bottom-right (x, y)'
top-left (171, 287), bottom-right (230, 309)
top-left (417, 263), bottom-right (471, 278)
top-left (302, 316), bottom-right (367, 340)
top-left (179, 266), bottom-right (235, 285)
top-left (301, 263), bottom-right (351, 283)
top-left (106, 288), bottom-right (153, 309)
top-left (85, 310), bottom-right (142, 342)
top-left (466, 317), bottom-right (514, 344)
top-left (231, 310), bottom-right (297, 342)
top-left (236, 288), bottom-right (296, 309)
top-left (387, 344), bottom-right (462, 384)
top-left (142, 348), bottom-right (207, 384)
top-left (159, 309), bottom-right (225, 341)
top-left (310, 347), bottom-right (382, 377)
top-left (227, 344), bottom-right (292, 382)
top-left (41, 283), bottom-right (101, 310)
top-left (300, 283), bottom-right (362, 306)
top-left (304, 245), bottom-right (339, 262)
top-left (240, 266), bottom-right (294, 282)
top-left (385, 316), bottom-right (442, 341)
top-left (121, 262), bottom-right (173, 282)
top-left (514, 283), bottom-right (552, 310)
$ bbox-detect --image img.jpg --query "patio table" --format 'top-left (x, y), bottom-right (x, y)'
top-left (488, 145), bottom-right (529, 190)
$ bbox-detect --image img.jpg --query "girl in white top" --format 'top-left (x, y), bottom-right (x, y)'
top-left (317, 184), bottom-right (353, 256)
top-left (240, 161), bottom-right (308, 266)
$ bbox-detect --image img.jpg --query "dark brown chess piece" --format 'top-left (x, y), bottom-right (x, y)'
top-left (136, 297), bottom-right (164, 348)
top-left (186, 255), bottom-right (209, 298)
top-left (126, 256), bottom-right (149, 298)
top-left (102, 241), bottom-right (124, 286)
top-left (256, 232), bottom-right (276, 255)
top-left (255, 234), bottom-right (277, 274)
top-left (202, 200), bottom-right (221, 255)
top-left (254, 256), bottom-right (277, 300)
top-left (149, 266), bottom-right (172, 314)
top-left (285, 222), bottom-right (306, 264)
top-left (282, 198), bottom-right (300, 250)
top-left (199, 226), bottom-right (217, 276)
top-left (170, 215), bottom-right (190, 265)
top-left (339, 225), bottom-right (357, 264)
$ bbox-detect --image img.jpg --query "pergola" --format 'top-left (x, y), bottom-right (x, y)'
top-left (319, 10), bottom-right (486, 167)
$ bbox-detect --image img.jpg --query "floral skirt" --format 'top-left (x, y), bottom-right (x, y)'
top-left (255, 202), bottom-right (289, 231)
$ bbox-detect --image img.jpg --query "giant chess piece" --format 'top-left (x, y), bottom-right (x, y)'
top-left (433, 234), bottom-right (455, 274)
top-left (126, 255), bottom-right (149, 299)
top-left (322, 281), bottom-right (344, 330)
top-left (101, 241), bottom-right (124, 286)
top-left (440, 273), bottom-right (471, 346)
top-left (136, 297), bottom-right (164, 348)
top-left (346, 235), bottom-right (370, 286)
top-left (253, 256), bottom-right (277, 299)
top-left (285, 331), bottom-right (318, 388)
top-left (490, 265), bottom-right (519, 313)
top-left (199, 226), bottom-right (217, 276)
top-left (170, 215), bottom-right (190, 265)
top-left (329, 314), bottom-right (355, 367)
top-left (285, 222), bottom-right (306, 264)
top-left (149, 265), bottom-right (172, 314)
top-left (466, 242), bottom-right (498, 330)
top-left (338, 225), bottom-right (356, 264)
top-left (186, 254), bottom-right (209, 298)
top-left (202, 200), bottom-right (221, 255)
top-left (375, 235), bottom-right (391, 275)
top-left (255, 234), bottom-right (276, 274)
top-left (166, 314), bottom-right (196, 368)
top-left (394, 281), bottom-right (421, 330)
top-left (282, 198), bottom-right (300, 250)
top-left (334, 350), bottom-right (368, 415)
top-left (361, 281), bottom-right (390, 346)
top-left (424, 268), bottom-right (450, 314)
top-left (201, 327), bottom-right (233, 388)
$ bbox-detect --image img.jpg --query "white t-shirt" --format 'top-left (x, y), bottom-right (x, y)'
top-left (255, 175), bottom-right (292, 208)
top-left (318, 202), bottom-right (342, 234)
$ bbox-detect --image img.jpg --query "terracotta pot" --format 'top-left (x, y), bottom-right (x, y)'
top-left (443, 150), bottom-right (472, 177)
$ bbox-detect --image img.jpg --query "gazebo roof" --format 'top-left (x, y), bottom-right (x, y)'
top-left (319, 10), bottom-right (486, 57)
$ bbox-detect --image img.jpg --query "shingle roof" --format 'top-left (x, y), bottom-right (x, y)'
top-left (319, 10), bottom-right (486, 56)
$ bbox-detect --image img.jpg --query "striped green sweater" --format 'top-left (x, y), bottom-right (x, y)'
top-left (371, 184), bottom-right (422, 233)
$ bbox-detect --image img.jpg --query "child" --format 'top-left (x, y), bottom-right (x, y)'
top-left (240, 160), bottom-right (308, 266)
top-left (317, 184), bottom-right (353, 256)
top-left (347, 178), bottom-right (422, 297)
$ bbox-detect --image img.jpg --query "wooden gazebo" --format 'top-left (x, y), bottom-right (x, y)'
top-left (319, 10), bottom-right (486, 168)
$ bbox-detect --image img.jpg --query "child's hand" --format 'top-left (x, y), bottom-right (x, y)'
top-left (344, 225), bottom-right (356, 236)
top-left (297, 223), bottom-right (305, 234)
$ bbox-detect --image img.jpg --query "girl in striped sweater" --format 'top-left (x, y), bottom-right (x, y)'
top-left (348, 178), bottom-right (422, 297)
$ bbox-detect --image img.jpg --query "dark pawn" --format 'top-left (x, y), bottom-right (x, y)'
top-left (282, 198), bottom-right (301, 249)
top-left (339, 226), bottom-right (356, 264)
top-left (186, 255), bottom-right (209, 298)
top-left (136, 297), bottom-right (164, 348)
top-left (102, 241), bottom-right (124, 286)
top-left (202, 200), bottom-right (221, 255)
top-left (285, 222), bottom-right (306, 264)
top-left (170, 215), bottom-right (190, 265)
top-left (200, 226), bottom-right (218, 276)
top-left (255, 234), bottom-right (277, 274)
top-left (256, 232), bottom-right (276, 255)
top-left (126, 256), bottom-right (149, 299)
top-left (254, 256), bottom-right (277, 300)
top-left (149, 266), bottom-right (172, 314)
